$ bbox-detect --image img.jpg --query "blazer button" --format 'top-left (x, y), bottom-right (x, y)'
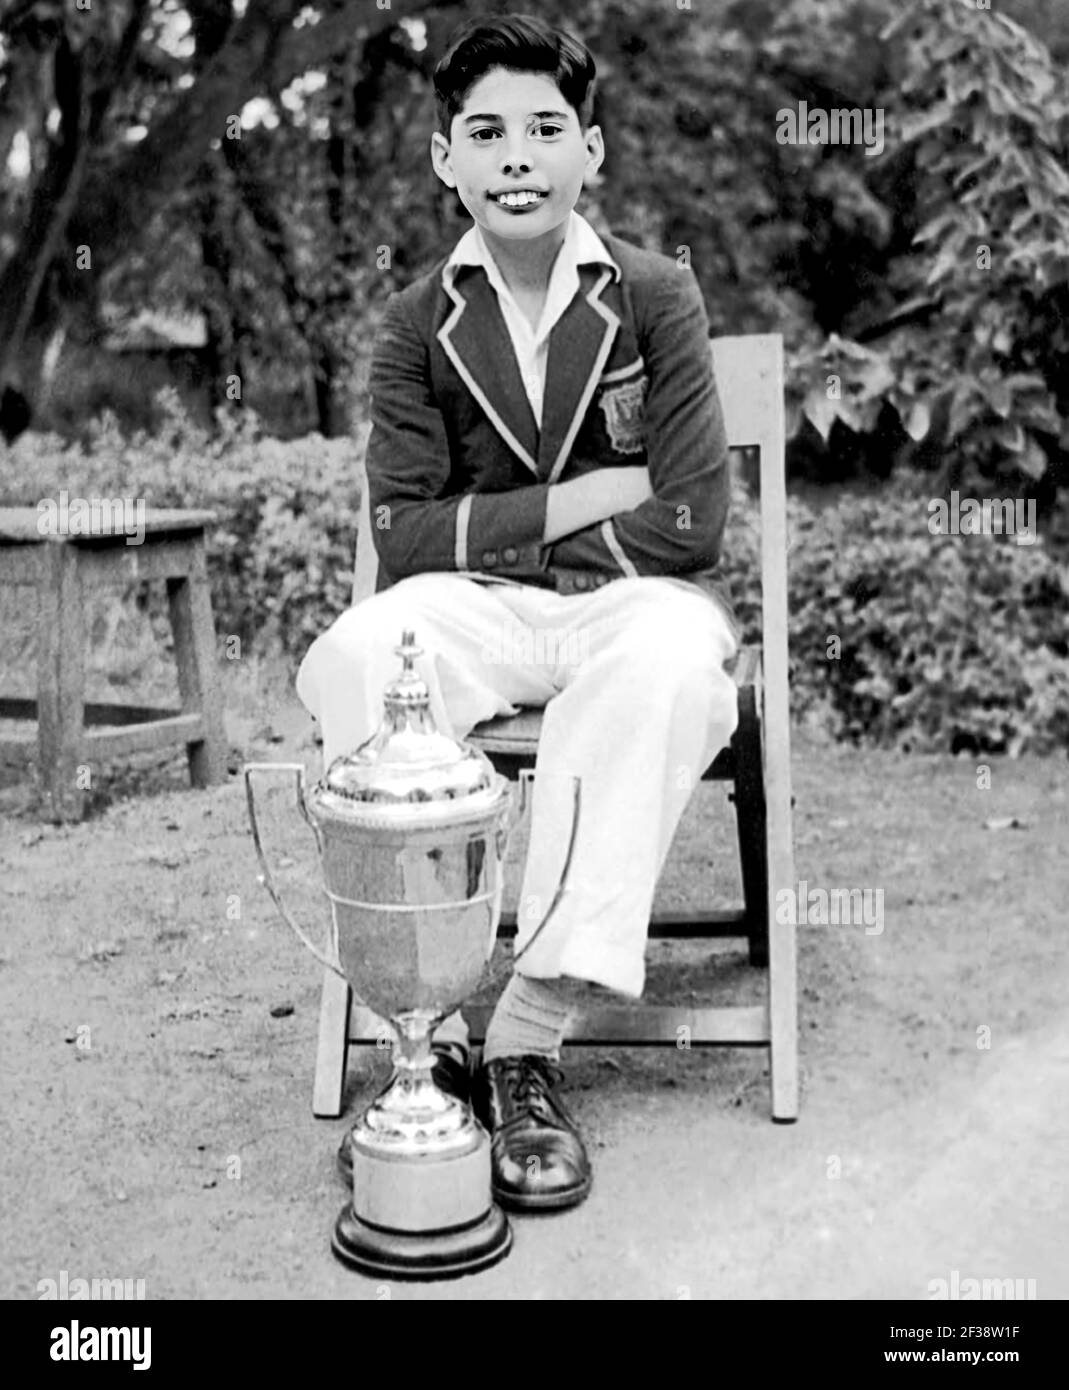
top-left (574, 573), bottom-right (590, 590)
top-left (481, 550), bottom-right (497, 567)
top-left (503, 546), bottom-right (518, 564)
top-left (594, 574), bottom-right (608, 587)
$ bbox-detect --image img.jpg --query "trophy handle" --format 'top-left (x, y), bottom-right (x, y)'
top-left (511, 772), bottom-right (582, 968)
top-left (243, 762), bottom-right (346, 981)
top-left (497, 767), bottom-right (538, 850)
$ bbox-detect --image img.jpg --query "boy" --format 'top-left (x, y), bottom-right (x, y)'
top-left (297, 13), bottom-right (739, 1213)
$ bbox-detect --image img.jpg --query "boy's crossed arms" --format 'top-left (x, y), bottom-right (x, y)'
top-left (545, 463), bottom-right (652, 543)
top-left (365, 262), bottom-right (729, 597)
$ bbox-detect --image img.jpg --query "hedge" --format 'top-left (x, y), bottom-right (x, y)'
top-left (3, 391), bottom-right (1066, 755)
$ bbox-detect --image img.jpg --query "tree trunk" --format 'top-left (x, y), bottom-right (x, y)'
top-left (197, 161), bottom-right (237, 416)
top-left (0, 0), bottom-right (425, 433)
top-left (0, 0), bottom-right (149, 414)
top-left (0, 32), bottom-right (89, 395)
top-left (223, 137), bottom-right (344, 436)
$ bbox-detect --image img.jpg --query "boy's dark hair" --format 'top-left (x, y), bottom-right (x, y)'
top-left (433, 13), bottom-right (597, 138)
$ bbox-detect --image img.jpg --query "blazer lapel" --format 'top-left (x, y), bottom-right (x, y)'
top-left (437, 266), bottom-right (540, 477)
top-left (538, 265), bottom-right (620, 483)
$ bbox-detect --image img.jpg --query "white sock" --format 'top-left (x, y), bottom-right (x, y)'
top-left (483, 973), bottom-right (575, 1063)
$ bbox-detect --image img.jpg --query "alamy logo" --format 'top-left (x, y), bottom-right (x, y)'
top-left (929, 1270), bottom-right (1037, 1300)
top-left (927, 492), bottom-right (1037, 546)
top-left (775, 880), bottom-right (884, 934)
top-left (481, 622), bottom-right (589, 668)
top-left (38, 1269), bottom-right (146, 1300)
top-left (776, 101), bottom-right (885, 157)
top-left (49, 1321), bottom-right (151, 1371)
top-left (37, 490), bottom-right (146, 546)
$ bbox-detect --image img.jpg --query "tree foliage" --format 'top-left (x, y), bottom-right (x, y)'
top-left (774, 0), bottom-right (1069, 497)
top-left (0, 0), bottom-right (1067, 514)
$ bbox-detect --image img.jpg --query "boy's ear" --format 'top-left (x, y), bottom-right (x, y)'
top-left (582, 124), bottom-right (605, 189)
top-left (430, 132), bottom-right (457, 189)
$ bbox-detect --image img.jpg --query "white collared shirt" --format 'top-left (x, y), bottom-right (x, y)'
top-left (443, 210), bottom-right (617, 426)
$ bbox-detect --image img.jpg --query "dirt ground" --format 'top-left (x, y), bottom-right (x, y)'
top-left (1, 662), bottom-right (1067, 1301)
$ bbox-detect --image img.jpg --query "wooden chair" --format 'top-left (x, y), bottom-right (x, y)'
top-left (312, 335), bottom-right (797, 1122)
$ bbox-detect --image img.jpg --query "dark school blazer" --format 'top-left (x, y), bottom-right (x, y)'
top-left (364, 229), bottom-right (733, 616)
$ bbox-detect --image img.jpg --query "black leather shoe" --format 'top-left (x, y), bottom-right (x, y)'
top-left (472, 1054), bottom-right (592, 1212)
top-left (336, 1043), bottom-right (471, 1185)
top-left (423, 1043), bottom-right (472, 1106)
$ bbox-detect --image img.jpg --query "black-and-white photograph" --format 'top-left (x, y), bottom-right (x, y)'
top-left (1, 0), bottom-right (1065, 1334)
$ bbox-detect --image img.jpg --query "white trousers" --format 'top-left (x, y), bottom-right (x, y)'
top-left (295, 574), bottom-right (738, 998)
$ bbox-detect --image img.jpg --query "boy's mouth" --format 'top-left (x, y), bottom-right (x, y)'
top-left (490, 189), bottom-right (548, 209)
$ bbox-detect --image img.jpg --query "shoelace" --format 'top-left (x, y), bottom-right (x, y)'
top-left (498, 1056), bottom-right (564, 1111)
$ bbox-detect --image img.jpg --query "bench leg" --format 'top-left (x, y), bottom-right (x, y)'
top-left (313, 971), bottom-right (352, 1118)
top-left (167, 543), bottom-right (226, 787)
top-left (36, 543), bottom-right (86, 822)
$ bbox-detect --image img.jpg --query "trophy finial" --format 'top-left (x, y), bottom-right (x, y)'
top-left (321, 627), bottom-right (495, 804)
top-left (396, 629), bottom-right (423, 668)
top-left (385, 629), bottom-right (430, 714)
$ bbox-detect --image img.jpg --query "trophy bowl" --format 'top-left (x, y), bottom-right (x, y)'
top-left (245, 630), bottom-right (580, 1280)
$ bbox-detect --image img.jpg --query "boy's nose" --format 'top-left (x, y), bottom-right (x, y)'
top-left (500, 144), bottom-right (532, 175)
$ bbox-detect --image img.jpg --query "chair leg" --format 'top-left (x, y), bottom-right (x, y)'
top-left (36, 543), bottom-right (86, 822)
top-left (166, 541), bottom-right (227, 788)
top-left (313, 970), bottom-right (352, 1118)
top-left (762, 717), bottom-right (798, 1122)
top-left (768, 846), bottom-right (799, 1122)
top-left (732, 686), bottom-right (769, 968)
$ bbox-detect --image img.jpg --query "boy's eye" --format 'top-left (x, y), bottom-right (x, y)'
top-left (469, 123), bottom-right (564, 142)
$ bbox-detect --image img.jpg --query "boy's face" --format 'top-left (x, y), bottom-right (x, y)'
top-left (431, 67), bottom-right (603, 251)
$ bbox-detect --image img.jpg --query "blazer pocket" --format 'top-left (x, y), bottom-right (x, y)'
top-left (597, 361), bottom-right (649, 456)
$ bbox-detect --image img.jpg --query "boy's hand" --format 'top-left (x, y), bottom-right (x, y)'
top-left (594, 466), bottom-right (654, 513)
top-left (543, 466), bottom-right (652, 544)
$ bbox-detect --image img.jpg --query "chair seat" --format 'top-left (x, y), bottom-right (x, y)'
top-left (469, 644), bottom-right (761, 782)
top-left (468, 705), bottom-right (547, 756)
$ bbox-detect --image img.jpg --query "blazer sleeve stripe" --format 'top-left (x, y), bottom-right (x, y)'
top-left (455, 493), bottom-right (473, 570)
top-left (601, 519), bottom-right (639, 578)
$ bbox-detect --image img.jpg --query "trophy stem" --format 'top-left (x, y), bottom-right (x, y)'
top-left (358, 1012), bottom-right (469, 1151)
top-left (386, 1012), bottom-right (443, 1118)
top-left (393, 1011), bottom-right (436, 1070)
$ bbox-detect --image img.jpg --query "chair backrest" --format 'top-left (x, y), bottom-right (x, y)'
top-left (707, 329), bottom-right (789, 688)
top-left (352, 454), bottom-right (380, 607)
top-left (708, 336), bottom-right (792, 874)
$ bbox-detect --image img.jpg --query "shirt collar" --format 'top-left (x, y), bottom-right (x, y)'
top-left (443, 210), bottom-right (621, 291)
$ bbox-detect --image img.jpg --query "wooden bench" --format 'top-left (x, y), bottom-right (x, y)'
top-left (0, 507), bottom-right (227, 821)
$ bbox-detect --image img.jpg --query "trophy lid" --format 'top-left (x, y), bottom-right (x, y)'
top-left (318, 630), bottom-right (497, 808)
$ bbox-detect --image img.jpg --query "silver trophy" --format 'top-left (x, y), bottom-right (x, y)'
top-left (245, 631), bottom-right (580, 1279)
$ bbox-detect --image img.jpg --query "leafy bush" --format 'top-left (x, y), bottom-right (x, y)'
top-left (722, 475), bottom-right (1069, 754)
top-left (5, 395), bottom-right (1067, 754)
top-left (1, 389), bottom-right (365, 659)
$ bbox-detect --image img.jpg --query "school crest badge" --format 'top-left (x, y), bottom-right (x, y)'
top-left (599, 375), bottom-right (648, 455)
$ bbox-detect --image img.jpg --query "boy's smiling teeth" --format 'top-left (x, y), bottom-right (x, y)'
top-left (495, 190), bottom-right (546, 207)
